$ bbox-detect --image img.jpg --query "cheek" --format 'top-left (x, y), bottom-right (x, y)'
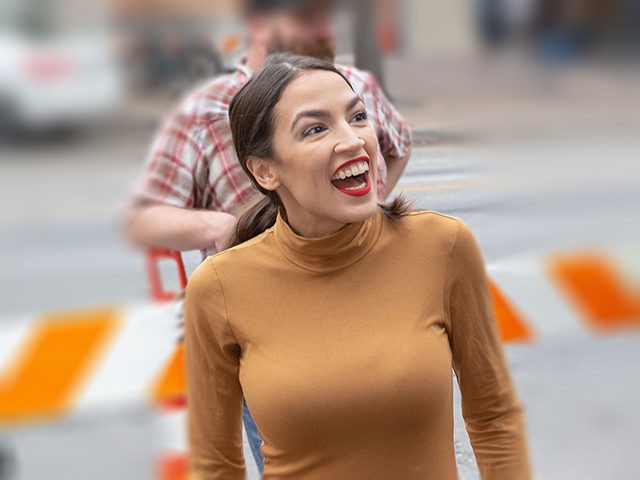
top-left (279, 156), bottom-right (328, 195)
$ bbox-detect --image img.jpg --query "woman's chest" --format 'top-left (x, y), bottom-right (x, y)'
top-left (234, 267), bottom-right (452, 448)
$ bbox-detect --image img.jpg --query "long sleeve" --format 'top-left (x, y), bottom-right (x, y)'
top-left (444, 220), bottom-right (531, 479)
top-left (184, 257), bottom-right (245, 479)
top-left (128, 109), bottom-right (210, 210)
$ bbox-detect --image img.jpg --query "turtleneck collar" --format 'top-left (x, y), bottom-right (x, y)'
top-left (273, 208), bottom-right (384, 273)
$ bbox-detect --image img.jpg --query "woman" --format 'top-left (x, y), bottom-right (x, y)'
top-left (184, 53), bottom-right (531, 479)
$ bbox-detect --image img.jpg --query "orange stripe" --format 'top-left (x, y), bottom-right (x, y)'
top-left (547, 253), bottom-right (640, 330)
top-left (151, 343), bottom-right (186, 409)
top-left (0, 307), bottom-right (119, 425)
top-left (488, 279), bottom-right (534, 342)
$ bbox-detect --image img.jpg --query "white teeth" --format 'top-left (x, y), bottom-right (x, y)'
top-left (331, 160), bottom-right (370, 180)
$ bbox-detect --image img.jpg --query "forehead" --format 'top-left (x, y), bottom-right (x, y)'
top-left (275, 70), bottom-right (355, 118)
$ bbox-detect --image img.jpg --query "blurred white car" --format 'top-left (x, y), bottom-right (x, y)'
top-left (0, 0), bottom-right (122, 134)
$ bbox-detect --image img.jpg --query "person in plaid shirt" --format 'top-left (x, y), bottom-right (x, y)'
top-left (124, 0), bottom-right (412, 472)
top-left (125, 0), bottom-right (411, 259)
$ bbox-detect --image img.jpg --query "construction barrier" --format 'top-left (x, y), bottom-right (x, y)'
top-left (488, 249), bottom-right (640, 342)
top-left (0, 302), bottom-right (180, 480)
top-left (0, 249), bottom-right (638, 479)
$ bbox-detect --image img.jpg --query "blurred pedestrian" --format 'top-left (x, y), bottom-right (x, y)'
top-left (124, 0), bottom-right (411, 472)
top-left (185, 52), bottom-right (531, 479)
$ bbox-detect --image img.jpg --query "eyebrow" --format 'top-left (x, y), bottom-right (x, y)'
top-left (290, 94), bottom-right (363, 132)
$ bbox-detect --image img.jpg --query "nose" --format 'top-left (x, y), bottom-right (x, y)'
top-left (334, 125), bottom-right (365, 154)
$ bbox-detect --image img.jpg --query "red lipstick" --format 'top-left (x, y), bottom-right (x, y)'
top-left (330, 156), bottom-right (372, 197)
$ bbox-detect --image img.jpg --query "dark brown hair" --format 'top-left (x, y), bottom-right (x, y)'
top-left (227, 53), bottom-right (409, 248)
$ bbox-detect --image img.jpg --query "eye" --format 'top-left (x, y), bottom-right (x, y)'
top-left (303, 125), bottom-right (326, 137)
top-left (351, 110), bottom-right (368, 123)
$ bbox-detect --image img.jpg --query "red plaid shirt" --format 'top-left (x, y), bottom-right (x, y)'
top-left (129, 63), bottom-right (411, 218)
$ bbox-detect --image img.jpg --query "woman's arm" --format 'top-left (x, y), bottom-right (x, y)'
top-left (444, 220), bottom-right (532, 479)
top-left (184, 258), bottom-right (245, 479)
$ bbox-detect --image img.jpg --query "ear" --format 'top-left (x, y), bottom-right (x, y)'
top-left (246, 156), bottom-right (281, 191)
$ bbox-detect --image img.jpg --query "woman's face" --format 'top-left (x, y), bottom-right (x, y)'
top-left (263, 69), bottom-right (379, 237)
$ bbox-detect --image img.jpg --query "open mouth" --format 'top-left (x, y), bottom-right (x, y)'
top-left (330, 158), bottom-right (371, 197)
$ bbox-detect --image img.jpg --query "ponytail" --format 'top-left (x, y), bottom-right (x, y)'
top-left (379, 194), bottom-right (413, 221)
top-left (226, 194), bottom-right (281, 249)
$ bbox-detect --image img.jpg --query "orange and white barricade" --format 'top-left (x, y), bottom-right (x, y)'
top-left (0, 301), bottom-right (186, 480)
top-left (488, 248), bottom-right (640, 343)
top-left (1, 248), bottom-right (638, 479)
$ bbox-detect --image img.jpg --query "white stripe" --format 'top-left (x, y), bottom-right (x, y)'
top-left (610, 246), bottom-right (640, 293)
top-left (488, 255), bottom-right (588, 340)
top-left (74, 302), bottom-right (182, 412)
top-left (0, 316), bottom-right (34, 374)
top-left (158, 409), bottom-right (187, 451)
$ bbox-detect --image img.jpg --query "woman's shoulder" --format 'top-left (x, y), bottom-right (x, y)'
top-left (385, 208), bottom-right (481, 255)
top-left (212, 227), bottom-right (275, 262)
top-left (399, 210), bottom-right (483, 264)
top-left (408, 209), bottom-right (479, 246)
top-left (378, 208), bottom-right (459, 252)
top-left (399, 209), bottom-right (460, 235)
top-left (194, 228), bottom-right (279, 286)
top-left (405, 209), bottom-right (458, 223)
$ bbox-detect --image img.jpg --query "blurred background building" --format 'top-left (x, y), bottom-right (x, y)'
top-left (1, 0), bottom-right (638, 136)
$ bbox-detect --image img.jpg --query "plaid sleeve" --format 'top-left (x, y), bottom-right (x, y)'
top-left (201, 116), bottom-right (254, 215)
top-left (361, 69), bottom-right (412, 162)
top-left (130, 109), bottom-right (213, 210)
top-left (127, 71), bottom-right (254, 216)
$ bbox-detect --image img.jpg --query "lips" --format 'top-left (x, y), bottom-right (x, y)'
top-left (330, 157), bottom-right (371, 197)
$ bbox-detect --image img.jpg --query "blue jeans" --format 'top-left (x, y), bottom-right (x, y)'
top-left (243, 399), bottom-right (264, 472)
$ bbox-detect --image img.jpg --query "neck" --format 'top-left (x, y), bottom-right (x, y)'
top-left (273, 209), bottom-right (383, 273)
top-left (288, 219), bottom-right (349, 239)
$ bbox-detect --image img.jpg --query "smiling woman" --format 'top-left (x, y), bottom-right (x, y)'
top-left (242, 65), bottom-right (379, 237)
top-left (227, 53), bottom-right (409, 245)
top-left (184, 53), bottom-right (531, 480)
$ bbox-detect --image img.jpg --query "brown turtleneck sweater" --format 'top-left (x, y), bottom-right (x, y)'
top-left (184, 208), bottom-right (531, 479)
